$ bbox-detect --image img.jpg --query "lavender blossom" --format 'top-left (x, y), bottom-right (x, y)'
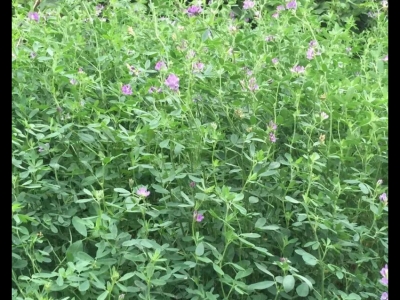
top-left (165, 74), bottom-right (180, 91)
top-left (137, 187), bottom-right (150, 197)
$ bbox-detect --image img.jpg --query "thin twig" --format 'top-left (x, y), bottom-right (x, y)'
top-left (33, 0), bottom-right (41, 10)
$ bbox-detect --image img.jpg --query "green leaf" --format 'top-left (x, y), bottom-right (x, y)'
top-left (268, 162), bottom-right (280, 169)
top-left (285, 196), bottom-right (300, 203)
top-left (258, 170), bottom-right (278, 177)
top-left (232, 203), bottom-right (247, 215)
top-left (249, 196), bottom-right (259, 203)
top-left (66, 240), bottom-right (83, 262)
top-left (159, 139), bottom-right (170, 149)
top-left (56, 276), bottom-right (64, 286)
top-left (296, 282), bottom-right (309, 297)
top-left (32, 272), bottom-right (58, 278)
top-left (293, 274), bottom-right (313, 289)
top-left (114, 188), bottom-right (131, 195)
top-left (213, 264), bottom-right (224, 275)
top-left (235, 268), bottom-right (253, 280)
top-left (254, 262), bottom-right (274, 278)
top-left (78, 133), bottom-right (95, 143)
top-left (336, 271), bottom-right (344, 279)
top-left (255, 217), bottom-right (266, 228)
top-left (240, 233), bottom-right (261, 238)
top-left (358, 183), bottom-right (369, 195)
top-left (78, 280), bottom-right (90, 292)
top-left (283, 275), bottom-right (295, 292)
top-left (247, 281), bottom-right (275, 290)
top-left (260, 225), bottom-right (280, 231)
top-left (347, 293), bottom-right (361, 300)
top-left (202, 29), bottom-right (211, 41)
top-left (195, 242), bottom-right (205, 256)
top-left (119, 272), bottom-right (135, 281)
top-left (295, 249), bottom-right (318, 266)
top-left (72, 216), bottom-right (87, 237)
top-left (97, 291), bottom-right (108, 300)
top-left (370, 203), bottom-right (379, 215)
top-left (152, 184), bottom-right (169, 194)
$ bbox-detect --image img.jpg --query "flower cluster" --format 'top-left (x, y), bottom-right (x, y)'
top-left (379, 192), bottom-right (388, 205)
top-left (268, 121), bottom-right (278, 143)
top-left (187, 6), bottom-right (202, 17)
top-left (192, 62), bottom-right (205, 73)
top-left (193, 211), bottom-right (204, 222)
top-left (243, 0), bottom-right (255, 10)
top-left (155, 61), bottom-right (167, 71)
top-left (28, 12), bottom-right (40, 22)
top-left (291, 65), bottom-right (305, 74)
top-left (379, 264), bottom-right (388, 300)
top-left (121, 84), bottom-right (133, 95)
top-left (137, 187), bottom-right (150, 197)
top-left (165, 74), bottom-right (180, 91)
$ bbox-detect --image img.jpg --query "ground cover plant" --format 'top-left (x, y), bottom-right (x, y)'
top-left (12, 0), bottom-right (388, 299)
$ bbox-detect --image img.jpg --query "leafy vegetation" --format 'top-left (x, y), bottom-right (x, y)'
top-left (12, 0), bottom-right (388, 299)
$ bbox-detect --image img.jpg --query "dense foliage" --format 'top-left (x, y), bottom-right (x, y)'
top-left (12, 0), bottom-right (388, 299)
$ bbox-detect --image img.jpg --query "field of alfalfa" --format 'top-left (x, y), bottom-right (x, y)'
top-left (12, 0), bottom-right (388, 299)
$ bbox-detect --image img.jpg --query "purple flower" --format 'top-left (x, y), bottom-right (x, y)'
top-left (286, 0), bottom-right (297, 10)
top-left (38, 143), bottom-right (49, 153)
top-left (265, 35), bottom-right (274, 42)
top-left (381, 292), bottom-right (388, 300)
top-left (30, 52), bottom-right (37, 59)
top-left (291, 65), bottom-right (305, 74)
top-left (229, 11), bottom-right (235, 19)
top-left (155, 61), bottom-right (166, 71)
top-left (121, 84), bottom-right (132, 95)
top-left (272, 58), bottom-right (279, 65)
top-left (307, 47), bottom-right (315, 60)
top-left (70, 78), bottom-right (77, 85)
top-left (379, 193), bottom-right (387, 202)
top-left (137, 187), bottom-right (150, 197)
top-left (189, 181), bottom-right (196, 188)
top-left (28, 12), bottom-right (40, 22)
top-left (380, 264), bottom-right (388, 286)
top-left (243, 67), bottom-right (253, 76)
top-left (187, 5), bottom-right (202, 17)
top-left (245, 18), bottom-right (250, 22)
top-left (268, 121), bottom-right (277, 130)
top-left (272, 12), bottom-right (279, 18)
top-left (269, 133), bottom-right (277, 143)
top-left (320, 112), bottom-right (329, 120)
top-left (277, 5), bottom-right (285, 11)
top-left (309, 40), bottom-right (317, 47)
top-left (95, 4), bottom-right (104, 15)
top-left (78, 67), bottom-right (84, 73)
top-left (286, 0), bottom-right (297, 9)
top-left (148, 86), bottom-right (158, 93)
top-left (280, 257), bottom-right (287, 262)
top-left (248, 77), bottom-right (259, 91)
top-left (165, 74), bottom-right (180, 91)
top-left (243, 0), bottom-right (255, 9)
top-left (383, 55), bottom-right (388, 62)
top-left (193, 62), bottom-right (204, 72)
top-left (193, 211), bottom-right (204, 222)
